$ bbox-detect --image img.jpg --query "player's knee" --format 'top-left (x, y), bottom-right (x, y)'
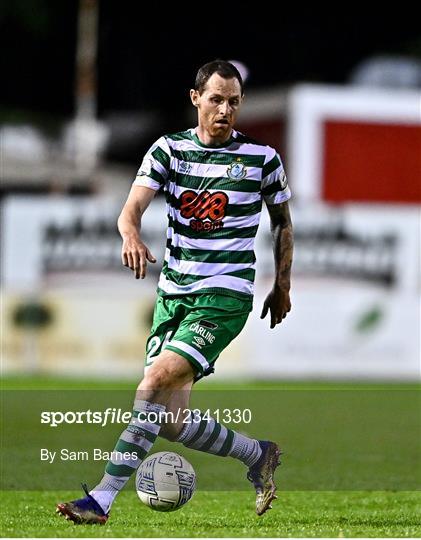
top-left (141, 366), bottom-right (172, 391)
top-left (141, 352), bottom-right (194, 392)
top-left (136, 370), bottom-right (171, 404)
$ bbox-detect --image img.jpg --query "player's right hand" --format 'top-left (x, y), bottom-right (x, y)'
top-left (121, 236), bottom-right (156, 279)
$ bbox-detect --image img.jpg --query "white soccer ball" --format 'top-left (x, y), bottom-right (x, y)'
top-left (135, 451), bottom-right (196, 512)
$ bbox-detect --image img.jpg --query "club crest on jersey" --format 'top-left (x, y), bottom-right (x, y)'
top-left (227, 159), bottom-right (247, 180)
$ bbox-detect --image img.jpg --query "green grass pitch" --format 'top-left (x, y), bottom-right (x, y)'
top-left (1, 377), bottom-right (420, 537)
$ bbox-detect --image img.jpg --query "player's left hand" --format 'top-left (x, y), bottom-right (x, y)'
top-left (260, 286), bottom-right (291, 329)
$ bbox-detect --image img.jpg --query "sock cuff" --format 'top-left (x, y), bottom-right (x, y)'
top-left (246, 443), bottom-right (262, 467)
top-left (91, 472), bottom-right (129, 492)
top-left (175, 421), bottom-right (192, 443)
top-left (133, 399), bottom-right (166, 414)
top-left (230, 432), bottom-right (261, 467)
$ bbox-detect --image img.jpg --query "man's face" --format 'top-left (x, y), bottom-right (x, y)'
top-left (190, 73), bottom-right (243, 143)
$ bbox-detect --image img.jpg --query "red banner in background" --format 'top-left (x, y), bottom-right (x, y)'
top-left (322, 121), bottom-right (421, 204)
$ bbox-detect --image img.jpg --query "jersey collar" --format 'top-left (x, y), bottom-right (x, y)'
top-left (191, 128), bottom-right (237, 149)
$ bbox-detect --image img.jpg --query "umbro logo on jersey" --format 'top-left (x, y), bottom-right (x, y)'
top-left (227, 159), bottom-right (247, 180)
top-left (178, 161), bottom-right (191, 174)
top-left (193, 336), bottom-right (206, 348)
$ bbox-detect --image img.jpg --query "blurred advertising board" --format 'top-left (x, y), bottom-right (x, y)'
top-left (1, 196), bottom-right (419, 380)
top-left (288, 84), bottom-right (421, 204)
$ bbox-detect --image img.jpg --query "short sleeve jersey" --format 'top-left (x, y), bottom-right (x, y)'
top-left (133, 128), bottom-right (291, 300)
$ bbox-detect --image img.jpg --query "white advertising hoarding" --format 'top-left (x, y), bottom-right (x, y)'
top-left (1, 196), bottom-right (419, 380)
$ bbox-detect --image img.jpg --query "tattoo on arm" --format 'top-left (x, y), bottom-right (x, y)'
top-left (266, 202), bottom-right (294, 289)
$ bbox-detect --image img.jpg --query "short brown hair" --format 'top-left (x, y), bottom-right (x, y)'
top-left (194, 59), bottom-right (244, 95)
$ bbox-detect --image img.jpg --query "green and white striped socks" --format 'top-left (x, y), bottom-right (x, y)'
top-left (90, 399), bottom-right (165, 513)
top-left (90, 405), bottom-right (261, 513)
top-left (176, 411), bottom-right (262, 467)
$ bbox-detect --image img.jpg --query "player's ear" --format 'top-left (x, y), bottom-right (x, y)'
top-left (190, 89), bottom-right (199, 107)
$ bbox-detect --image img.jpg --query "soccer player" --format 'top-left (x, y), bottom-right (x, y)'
top-left (57, 59), bottom-right (293, 524)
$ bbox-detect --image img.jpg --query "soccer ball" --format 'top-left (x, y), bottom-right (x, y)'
top-left (135, 452), bottom-right (196, 512)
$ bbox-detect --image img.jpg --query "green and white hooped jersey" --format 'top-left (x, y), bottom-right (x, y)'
top-left (133, 128), bottom-right (291, 300)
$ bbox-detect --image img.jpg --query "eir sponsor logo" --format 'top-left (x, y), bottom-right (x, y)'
top-left (189, 322), bottom-right (216, 344)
